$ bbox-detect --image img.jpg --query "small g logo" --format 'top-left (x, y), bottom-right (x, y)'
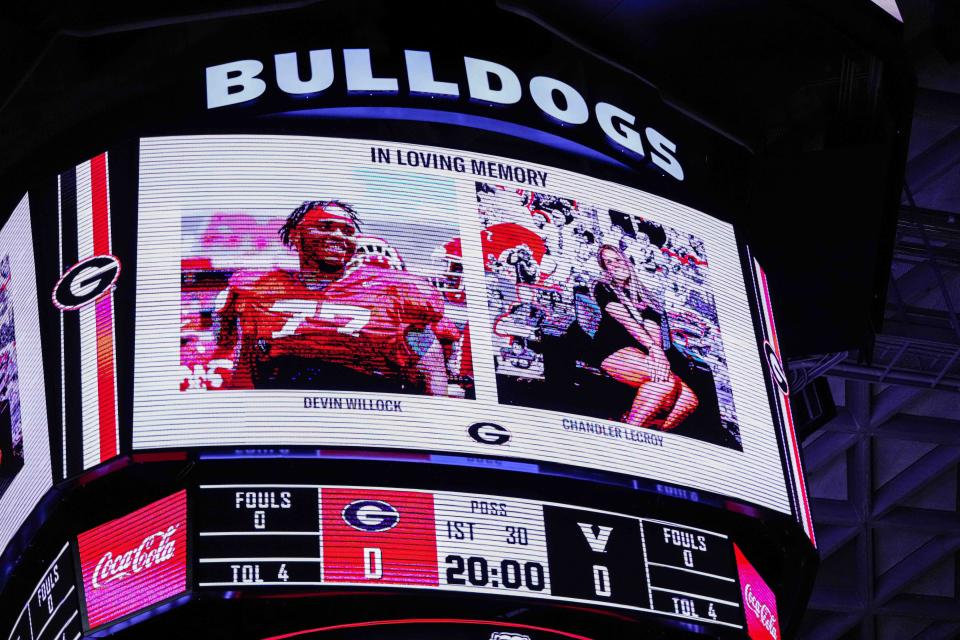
top-left (341, 500), bottom-right (399, 532)
top-left (52, 255), bottom-right (121, 310)
top-left (468, 422), bottom-right (511, 446)
top-left (764, 341), bottom-right (790, 395)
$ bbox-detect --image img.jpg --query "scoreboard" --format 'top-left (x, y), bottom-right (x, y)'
top-left (195, 485), bottom-right (745, 631)
top-left (0, 3), bottom-right (821, 637)
top-left (0, 105), bottom-right (817, 639)
top-left (1, 459), bottom-right (799, 639)
top-left (0, 72), bottom-right (814, 640)
top-left (7, 543), bottom-right (82, 640)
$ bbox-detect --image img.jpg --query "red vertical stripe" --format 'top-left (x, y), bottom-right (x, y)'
top-left (782, 391), bottom-right (815, 544)
top-left (758, 264), bottom-right (816, 545)
top-left (95, 297), bottom-right (118, 461)
top-left (759, 269), bottom-right (780, 354)
top-left (91, 154), bottom-right (111, 255)
top-left (90, 154), bottom-right (118, 461)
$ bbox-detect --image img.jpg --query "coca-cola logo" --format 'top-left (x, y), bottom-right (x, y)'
top-left (91, 524), bottom-right (180, 589)
top-left (78, 491), bottom-right (187, 629)
top-left (744, 582), bottom-right (779, 640)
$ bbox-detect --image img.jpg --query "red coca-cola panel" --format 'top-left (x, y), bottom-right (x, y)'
top-left (77, 490), bottom-right (188, 628)
top-left (321, 488), bottom-right (439, 586)
top-left (734, 544), bottom-right (781, 640)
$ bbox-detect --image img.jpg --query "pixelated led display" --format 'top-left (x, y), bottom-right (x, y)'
top-left (735, 544), bottom-right (781, 640)
top-left (751, 259), bottom-right (815, 544)
top-left (131, 134), bottom-right (790, 514)
top-left (6, 543), bottom-right (82, 640)
top-left (76, 491), bottom-right (187, 629)
top-left (53, 154), bottom-right (122, 474)
top-left (0, 194), bottom-right (52, 556)
top-left (196, 484), bottom-right (744, 630)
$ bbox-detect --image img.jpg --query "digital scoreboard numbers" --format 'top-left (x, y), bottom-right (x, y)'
top-left (197, 486), bottom-right (323, 586)
top-left (542, 506), bottom-right (648, 607)
top-left (7, 544), bottom-right (81, 640)
top-left (435, 494), bottom-right (550, 596)
top-left (640, 520), bottom-right (742, 626)
top-left (321, 488), bottom-right (440, 586)
top-left (195, 485), bottom-right (744, 631)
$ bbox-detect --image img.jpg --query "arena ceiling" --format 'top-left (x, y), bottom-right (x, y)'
top-left (792, 1), bottom-right (960, 638)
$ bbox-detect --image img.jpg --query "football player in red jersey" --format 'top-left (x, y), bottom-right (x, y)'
top-left (208, 200), bottom-right (451, 394)
top-left (428, 238), bottom-right (473, 397)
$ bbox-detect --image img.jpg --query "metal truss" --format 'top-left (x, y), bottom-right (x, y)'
top-left (794, 202), bottom-right (960, 639)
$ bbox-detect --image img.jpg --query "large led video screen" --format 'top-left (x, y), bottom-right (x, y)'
top-left (132, 135), bottom-right (789, 514)
top-left (0, 195), bottom-right (51, 556)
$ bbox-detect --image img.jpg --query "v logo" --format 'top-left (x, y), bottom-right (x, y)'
top-left (578, 522), bottom-right (613, 553)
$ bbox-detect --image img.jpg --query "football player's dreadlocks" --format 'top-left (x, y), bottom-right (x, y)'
top-left (279, 200), bottom-right (362, 248)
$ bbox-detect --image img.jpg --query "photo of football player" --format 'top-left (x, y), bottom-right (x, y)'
top-left (428, 237), bottom-right (474, 397)
top-left (180, 200), bottom-right (473, 398)
top-left (478, 182), bottom-right (741, 450)
top-left (0, 256), bottom-right (23, 499)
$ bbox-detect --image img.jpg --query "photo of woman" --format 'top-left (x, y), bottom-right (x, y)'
top-left (592, 245), bottom-right (698, 430)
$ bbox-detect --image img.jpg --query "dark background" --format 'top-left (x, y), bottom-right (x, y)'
top-left (0, 0), bottom-right (913, 360)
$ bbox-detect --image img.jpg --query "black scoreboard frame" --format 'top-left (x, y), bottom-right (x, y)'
top-left (1, 454), bottom-right (816, 640)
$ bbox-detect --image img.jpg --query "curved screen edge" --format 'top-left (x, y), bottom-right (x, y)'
top-left (0, 194), bottom-right (52, 555)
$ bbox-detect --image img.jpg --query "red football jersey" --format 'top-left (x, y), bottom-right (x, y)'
top-left (214, 265), bottom-right (445, 389)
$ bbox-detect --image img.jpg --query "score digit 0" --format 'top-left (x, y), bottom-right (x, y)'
top-left (593, 565), bottom-right (612, 597)
top-left (233, 490), bottom-right (294, 530)
top-left (662, 527), bottom-right (707, 568)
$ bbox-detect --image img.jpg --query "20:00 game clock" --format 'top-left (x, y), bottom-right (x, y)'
top-left (195, 485), bottom-right (745, 631)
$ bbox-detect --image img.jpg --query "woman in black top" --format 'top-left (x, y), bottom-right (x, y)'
top-left (593, 245), bottom-right (698, 430)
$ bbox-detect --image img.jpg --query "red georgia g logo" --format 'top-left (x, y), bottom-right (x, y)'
top-left (52, 255), bottom-right (120, 311)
